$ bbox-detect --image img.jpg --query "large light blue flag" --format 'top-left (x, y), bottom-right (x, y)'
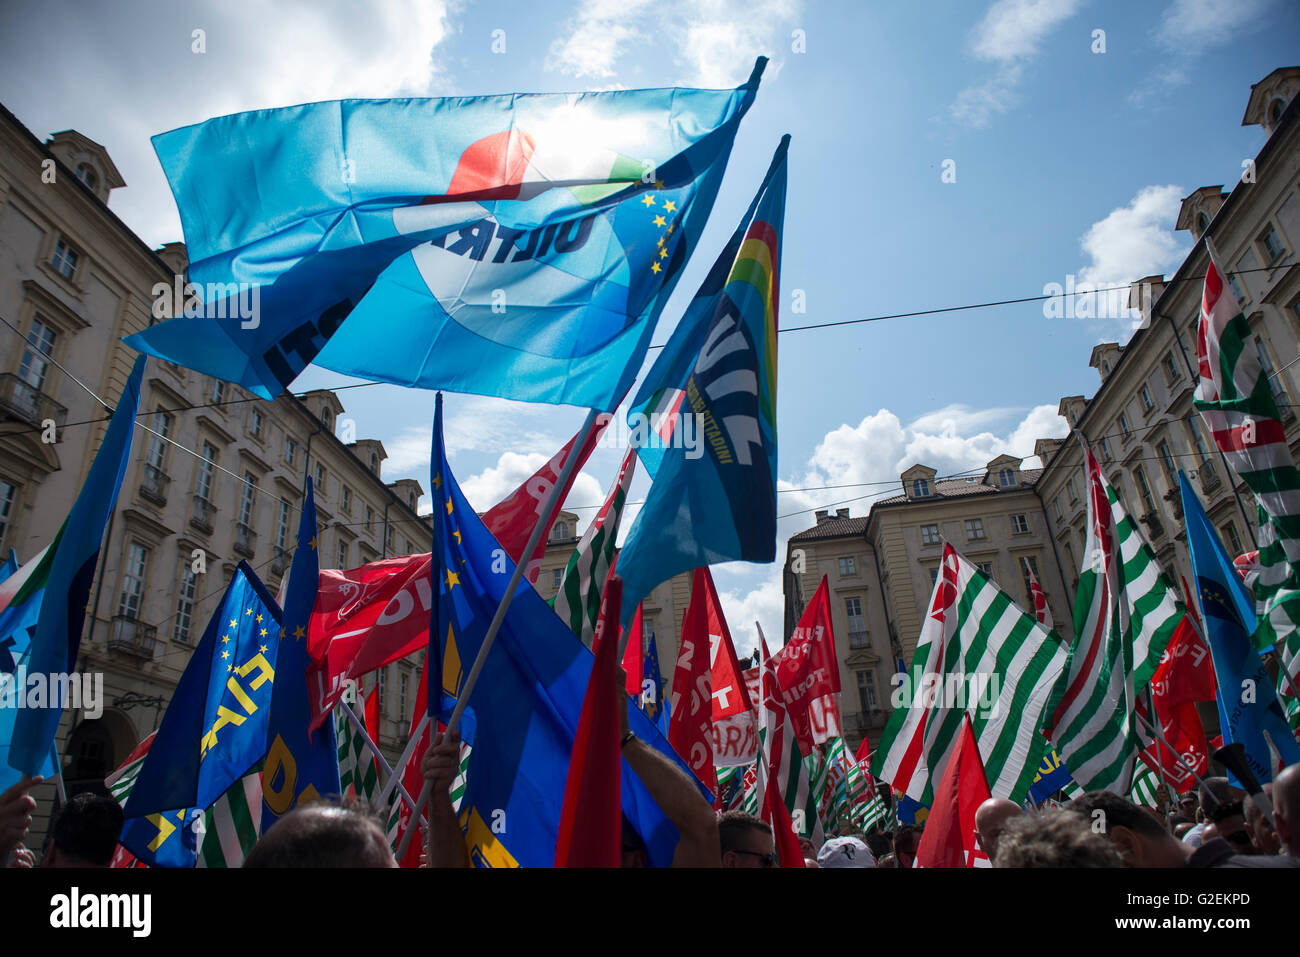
top-left (427, 394), bottom-right (706, 867)
top-left (617, 138), bottom-right (788, 626)
top-left (260, 479), bottom-right (340, 831)
top-left (0, 543), bottom-right (57, 792)
top-left (126, 63), bottom-right (767, 405)
top-left (8, 355), bottom-right (146, 776)
top-left (1180, 471), bottom-right (1300, 787)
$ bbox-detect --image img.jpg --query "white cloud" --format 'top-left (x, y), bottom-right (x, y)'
top-left (949, 0), bottom-right (1081, 128)
top-left (715, 572), bottom-right (784, 660)
top-left (1155, 0), bottom-right (1275, 54)
top-left (460, 452), bottom-right (605, 517)
top-left (546, 0), bottom-right (655, 78)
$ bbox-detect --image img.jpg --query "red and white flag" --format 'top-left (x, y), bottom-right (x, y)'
top-left (914, 714), bottom-right (992, 869)
top-left (774, 576), bottom-right (841, 755)
top-left (668, 569), bottom-right (718, 791)
top-left (1023, 557), bottom-right (1053, 629)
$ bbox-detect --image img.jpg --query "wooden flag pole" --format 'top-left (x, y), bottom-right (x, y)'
top-left (398, 406), bottom-right (602, 863)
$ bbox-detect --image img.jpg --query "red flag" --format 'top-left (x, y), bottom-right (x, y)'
top-left (765, 763), bottom-right (807, 868)
top-left (696, 568), bottom-right (751, 720)
top-left (622, 603), bottom-right (644, 698)
top-left (393, 659), bottom-right (431, 868)
top-left (364, 681), bottom-right (382, 779)
top-left (305, 553), bottom-right (432, 731)
top-left (481, 418), bottom-right (607, 584)
top-left (668, 569), bottom-right (717, 792)
top-left (555, 577), bottom-right (624, 867)
top-left (774, 576), bottom-right (841, 754)
top-left (1139, 611), bottom-right (1215, 792)
top-left (914, 715), bottom-right (992, 869)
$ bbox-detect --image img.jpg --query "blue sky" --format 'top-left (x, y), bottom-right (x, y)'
top-left (1, 0), bottom-right (1296, 652)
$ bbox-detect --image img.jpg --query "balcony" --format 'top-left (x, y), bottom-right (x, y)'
top-left (0, 373), bottom-right (68, 431)
top-left (190, 496), bottom-right (216, 535)
top-left (234, 522), bottom-right (257, 558)
top-left (109, 616), bottom-right (157, 659)
top-left (271, 546), bottom-right (291, 577)
top-left (1140, 511), bottom-right (1166, 540)
top-left (848, 630), bottom-right (871, 650)
top-left (139, 464), bottom-right (170, 506)
top-left (1198, 460), bottom-right (1221, 493)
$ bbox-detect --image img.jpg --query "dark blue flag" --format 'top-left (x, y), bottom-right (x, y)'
top-left (1179, 471), bottom-right (1300, 786)
top-left (427, 393), bottom-right (706, 867)
top-left (261, 479), bottom-right (340, 830)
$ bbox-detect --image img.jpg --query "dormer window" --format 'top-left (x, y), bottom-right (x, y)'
top-left (370, 453), bottom-right (379, 474)
top-left (1269, 98), bottom-right (1286, 127)
top-left (554, 521), bottom-right (569, 540)
top-left (1101, 360), bottom-right (1110, 376)
top-left (75, 163), bottom-right (98, 191)
top-left (1197, 211), bottom-right (1210, 234)
top-left (998, 468), bottom-right (1015, 488)
top-left (912, 479), bottom-right (930, 498)
top-left (321, 407), bottom-right (333, 431)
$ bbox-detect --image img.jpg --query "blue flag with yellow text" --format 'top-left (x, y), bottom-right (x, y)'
top-left (261, 479), bottom-right (340, 830)
top-left (427, 393), bottom-right (706, 867)
top-left (1180, 472), bottom-right (1300, 787)
top-left (123, 562), bottom-right (281, 820)
top-left (127, 64), bottom-right (766, 405)
top-left (617, 138), bottom-right (788, 625)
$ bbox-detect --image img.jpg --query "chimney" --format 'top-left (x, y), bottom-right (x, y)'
top-left (814, 509), bottom-right (829, 524)
top-left (835, 508), bottom-right (850, 519)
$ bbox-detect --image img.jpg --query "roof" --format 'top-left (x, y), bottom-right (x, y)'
top-left (874, 469), bottom-right (1044, 507)
top-left (789, 515), bottom-right (869, 543)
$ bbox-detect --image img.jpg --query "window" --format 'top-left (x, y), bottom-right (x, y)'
top-left (1197, 210), bottom-right (1210, 233)
top-left (1139, 384), bottom-right (1155, 413)
top-left (248, 408), bottom-right (263, 439)
top-left (845, 596), bottom-right (867, 649)
top-left (997, 468), bottom-right (1015, 487)
top-left (75, 163), bottom-right (97, 190)
top-left (1228, 274), bottom-right (1249, 305)
top-left (1134, 466), bottom-right (1157, 514)
top-left (929, 567), bottom-right (939, 585)
top-left (1157, 441), bottom-right (1177, 485)
top-left (920, 524), bottom-right (941, 545)
top-left (18, 318), bottom-right (56, 393)
top-left (321, 407), bottom-right (333, 432)
top-left (385, 526), bottom-right (393, 554)
top-left (975, 561), bottom-right (994, 578)
top-left (51, 238), bottom-right (79, 279)
top-left (209, 378), bottom-right (226, 405)
top-left (370, 453), bottom-right (379, 475)
top-left (365, 505), bottom-right (374, 530)
top-left (314, 464), bottom-right (327, 494)
top-left (838, 556), bottom-right (857, 577)
top-left (337, 540), bottom-right (349, 569)
top-left (118, 543), bottom-right (150, 619)
top-left (964, 518), bottom-right (985, 540)
top-left (1020, 555), bottom-right (1041, 602)
top-left (856, 670), bottom-right (878, 712)
top-left (1260, 225), bottom-right (1285, 262)
top-left (552, 568), bottom-right (563, 590)
top-left (196, 442), bottom-right (217, 502)
top-left (342, 486), bottom-right (352, 515)
top-left (912, 478), bottom-right (930, 498)
top-left (145, 408), bottom-right (171, 471)
top-left (554, 522), bottom-right (569, 540)
top-left (1192, 421), bottom-right (1213, 465)
top-left (0, 480), bottom-right (15, 548)
top-left (1067, 477), bottom-right (1079, 503)
top-left (1256, 338), bottom-right (1288, 406)
top-left (1011, 513), bottom-right (1030, 534)
top-left (1098, 435), bottom-right (1112, 462)
top-left (1220, 522), bottom-right (1244, 556)
top-left (1051, 498), bottom-right (1062, 522)
top-left (175, 566), bottom-right (198, 643)
top-left (378, 668), bottom-right (387, 715)
top-left (284, 435), bottom-right (297, 466)
top-left (276, 498), bottom-right (291, 550)
top-left (399, 671), bottom-right (409, 719)
top-left (239, 473), bottom-right (256, 526)
top-left (1118, 412), bottom-right (1131, 440)
top-left (1162, 352), bottom-right (1180, 385)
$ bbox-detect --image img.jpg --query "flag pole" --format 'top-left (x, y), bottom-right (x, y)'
top-left (338, 699), bottom-right (421, 815)
top-left (1132, 707), bottom-right (1214, 800)
top-left (398, 406), bottom-right (603, 862)
top-left (374, 713), bottom-right (430, 815)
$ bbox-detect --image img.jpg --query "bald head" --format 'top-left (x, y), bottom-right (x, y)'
top-left (1274, 764), bottom-right (1300, 857)
top-left (975, 798), bottom-right (1021, 862)
top-left (243, 804), bottom-right (396, 868)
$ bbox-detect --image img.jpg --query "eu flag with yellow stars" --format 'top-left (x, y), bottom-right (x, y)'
top-left (1179, 471), bottom-right (1300, 786)
top-left (261, 478), bottom-right (341, 832)
top-left (123, 562), bottom-right (282, 825)
top-left (428, 393), bottom-right (706, 867)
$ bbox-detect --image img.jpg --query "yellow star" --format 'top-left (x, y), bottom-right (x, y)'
top-left (221, 634), bottom-right (230, 645)
top-left (245, 608), bottom-right (253, 616)
top-left (433, 473), bottom-right (442, 489)
top-left (651, 261), bottom-right (661, 274)
top-left (640, 194), bottom-right (655, 207)
top-left (663, 200), bottom-right (676, 213)
top-left (453, 529), bottom-right (462, 545)
top-left (445, 570), bottom-right (461, 588)
top-left (308, 536), bottom-right (318, 551)
top-left (255, 614), bottom-right (263, 623)
top-left (221, 650), bottom-right (229, 660)
top-left (666, 224), bottom-right (674, 235)
top-left (227, 665), bottom-right (233, 672)
top-left (657, 236), bottom-right (665, 248)
top-left (229, 619), bottom-right (237, 628)
top-left (659, 247), bottom-right (668, 259)
top-left (652, 215), bottom-right (666, 228)
top-left (279, 628), bottom-right (287, 640)
top-left (445, 497), bottom-right (453, 515)
top-left (260, 645), bottom-right (268, 654)
top-left (260, 628), bottom-right (268, 637)
top-left (293, 625), bottom-right (306, 640)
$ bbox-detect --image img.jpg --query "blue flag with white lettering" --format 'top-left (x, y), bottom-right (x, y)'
top-left (617, 138), bottom-right (788, 625)
top-left (260, 479), bottom-right (340, 831)
top-left (0, 544), bottom-right (57, 792)
top-left (8, 355), bottom-right (145, 776)
top-left (126, 63), bottom-right (766, 406)
top-left (123, 562), bottom-right (281, 820)
top-left (427, 393), bottom-right (705, 867)
top-left (1179, 471), bottom-right (1300, 787)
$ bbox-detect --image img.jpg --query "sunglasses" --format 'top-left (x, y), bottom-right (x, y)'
top-left (732, 849), bottom-right (777, 867)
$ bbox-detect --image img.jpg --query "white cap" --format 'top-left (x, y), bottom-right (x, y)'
top-left (817, 836), bottom-right (875, 868)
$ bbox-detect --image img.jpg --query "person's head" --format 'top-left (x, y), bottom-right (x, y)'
top-left (1173, 822), bottom-right (1195, 840)
top-left (817, 835), bottom-right (875, 868)
top-left (718, 811), bottom-right (774, 868)
top-left (1243, 784), bottom-right (1280, 855)
top-left (1178, 793), bottom-right (1198, 817)
top-left (1066, 792), bottom-right (1189, 867)
top-left (1200, 777), bottom-right (1252, 854)
top-left (864, 829), bottom-right (893, 859)
top-left (1274, 763), bottom-right (1300, 857)
top-left (893, 825), bottom-right (919, 869)
top-left (973, 797), bottom-right (1021, 863)
top-left (994, 810), bottom-right (1126, 868)
top-left (797, 836), bottom-right (818, 860)
top-left (43, 792), bottom-right (123, 868)
top-left (621, 817), bottom-right (648, 868)
top-left (242, 802), bottom-right (396, 867)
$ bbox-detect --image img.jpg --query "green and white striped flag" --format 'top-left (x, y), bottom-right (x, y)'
top-left (336, 686), bottom-right (379, 803)
top-left (757, 632), bottom-right (824, 843)
top-left (551, 448), bottom-right (636, 646)
top-left (1045, 441), bottom-right (1182, 794)
top-left (873, 544), bottom-right (1069, 806)
top-left (384, 740), bottom-right (471, 850)
top-left (1194, 250), bottom-right (1300, 729)
top-left (1129, 761), bottom-right (1163, 809)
